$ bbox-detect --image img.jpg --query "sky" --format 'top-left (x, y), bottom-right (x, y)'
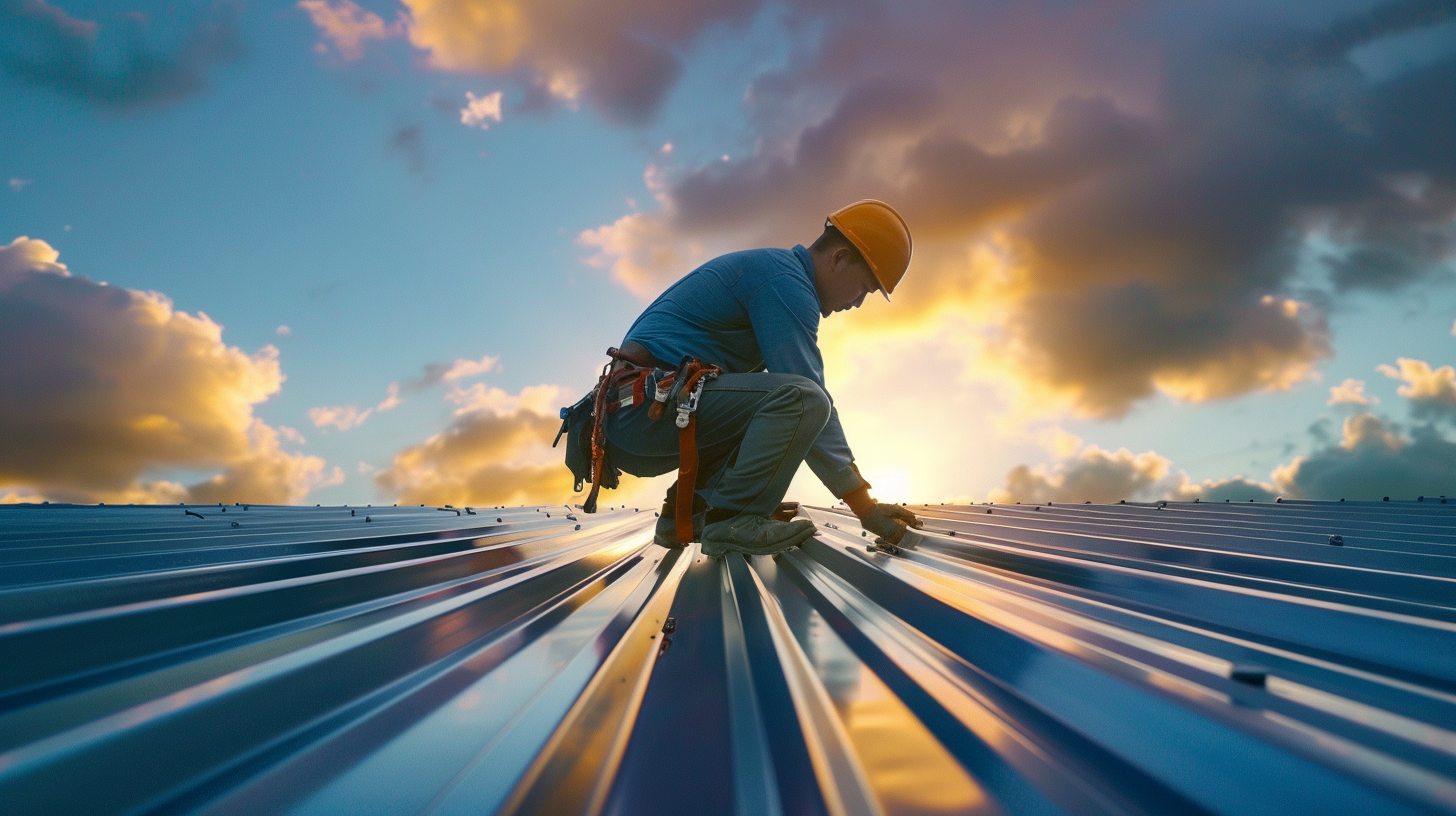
top-left (2, 0), bottom-right (1455, 509)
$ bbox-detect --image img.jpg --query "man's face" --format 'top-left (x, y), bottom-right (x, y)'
top-left (819, 246), bottom-right (882, 317)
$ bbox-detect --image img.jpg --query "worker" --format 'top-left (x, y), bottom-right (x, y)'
top-left (568, 200), bottom-right (921, 557)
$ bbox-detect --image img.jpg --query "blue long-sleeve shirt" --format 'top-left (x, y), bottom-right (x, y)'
top-left (622, 245), bottom-right (867, 498)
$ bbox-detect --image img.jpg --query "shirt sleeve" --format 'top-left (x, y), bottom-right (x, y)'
top-left (744, 275), bottom-right (869, 498)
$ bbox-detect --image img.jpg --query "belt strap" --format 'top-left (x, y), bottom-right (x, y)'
top-left (672, 363), bottom-right (719, 543)
top-left (584, 348), bottom-right (648, 514)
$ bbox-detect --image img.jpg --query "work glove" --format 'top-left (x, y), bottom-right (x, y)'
top-left (842, 487), bottom-right (922, 545)
top-left (859, 504), bottom-right (922, 544)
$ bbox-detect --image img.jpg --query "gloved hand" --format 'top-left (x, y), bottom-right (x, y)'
top-left (858, 503), bottom-right (922, 544)
top-left (842, 486), bottom-right (921, 545)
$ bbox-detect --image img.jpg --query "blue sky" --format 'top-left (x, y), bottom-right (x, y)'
top-left (2, 0), bottom-right (1455, 508)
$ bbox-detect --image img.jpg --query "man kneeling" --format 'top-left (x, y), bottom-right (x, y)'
top-left (577, 200), bottom-right (921, 557)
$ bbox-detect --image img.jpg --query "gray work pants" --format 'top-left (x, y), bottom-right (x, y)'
top-left (604, 371), bottom-right (831, 518)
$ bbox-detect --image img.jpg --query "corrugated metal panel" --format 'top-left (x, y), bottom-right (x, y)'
top-left (1, 499), bottom-right (1454, 815)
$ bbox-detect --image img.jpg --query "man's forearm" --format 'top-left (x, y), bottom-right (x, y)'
top-left (804, 408), bottom-right (869, 497)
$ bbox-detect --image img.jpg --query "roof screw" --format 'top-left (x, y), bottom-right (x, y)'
top-left (497, 517), bottom-right (503, 522)
top-left (231, 521), bottom-right (240, 528)
top-left (351, 509), bottom-right (355, 516)
top-left (985, 509), bottom-right (992, 514)
top-left (365, 516), bottom-right (372, 522)
top-left (1328, 534), bottom-right (1344, 546)
top-left (662, 616), bottom-right (677, 634)
top-left (574, 524), bottom-right (581, 530)
top-left (1230, 666), bottom-right (1268, 687)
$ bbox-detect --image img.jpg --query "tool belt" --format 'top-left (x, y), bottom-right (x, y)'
top-left (555, 346), bottom-right (719, 543)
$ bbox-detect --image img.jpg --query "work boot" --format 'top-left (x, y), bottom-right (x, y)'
top-left (700, 513), bottom-right (816, 558)
top-left (653, 507), bottom-right (705, 548)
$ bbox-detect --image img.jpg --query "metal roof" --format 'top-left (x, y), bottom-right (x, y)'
top-left (1, 499), bottom-right (1454, 815)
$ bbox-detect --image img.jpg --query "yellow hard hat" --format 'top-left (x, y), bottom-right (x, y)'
top-left (827, 199), bottom-right (912, 301)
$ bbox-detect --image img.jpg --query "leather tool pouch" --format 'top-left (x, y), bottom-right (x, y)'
top-left (556, 392), bottom-right (619, 493)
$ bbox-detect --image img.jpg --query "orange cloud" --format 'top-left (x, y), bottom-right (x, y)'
top-left (990, 445), bottom-right (1175, 504)
top-left (309, 404), bottom-right (371, 431)
top-left (374, 382), bottom-right (572, 506)
top-left (392, 0), bottom-right (790, 122)
top-left (298, 0), bottom-right (404, 61)
top-left (1377, 357), bottom-right (1456, 421)
top-left (376, 378), bottom-right (669, 508)
top-left (0, 237), bottom-right (337, 504)
top-left (990, 442), bottom-right (1282, 504)
top-left (440, 353), bottom-right (500, 381)
top-left (1328, 378), bottom-right (1376, 407)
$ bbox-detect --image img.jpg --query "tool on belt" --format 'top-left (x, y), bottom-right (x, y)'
top-left (555, 347), bottom-right (718, 543)
top-left (556, 347), bottom-right (650, 514)
top-left (648, 356), bottom-right (720, 542)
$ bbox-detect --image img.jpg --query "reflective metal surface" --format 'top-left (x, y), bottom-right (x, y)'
top-left (2, 499), bottom-right (1454, 814)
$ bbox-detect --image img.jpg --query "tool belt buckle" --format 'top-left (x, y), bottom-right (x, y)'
top-left (674, 370), bottom-right (715, 428)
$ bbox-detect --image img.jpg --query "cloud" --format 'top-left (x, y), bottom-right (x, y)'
top-left (309, 355), bottom-right (501, 428)
top-left (577, 1), bottom-right (1456, 418)
top-left (8, 178), bottom-right (31, 192)
top-left (1272, 412), bottom-right (1456, 500)
top-left (276, 324), bottom-right (291, 336)
top-left (1173, 477), bottom-right (1280, 503)
top-left (277, 425), bottom-right (307, 445)
top-left (375, 382), bottom-right (574, 506)
top-left (460, 90), bottom-right (502, 129)
top-left (1377, 357), bottom-right (1456, 421)
top-left (396, 0), bottom-right (770, 124)
top-left (298, 0), bottom-right (761, 121)
top-left (376, 381), bottom-right (402, 411)
top-left (440, 353), bottom-right (499, 382)
top-left (0, 0), bottom-right (244, 110)
top-left (445, 382), bottom-right (560, 416)
top-left (187, 420), bottom-right (344, 504)
top-left (0, 236), bottom-right (334, 504)
top-left (990, 445), bottom-right (1179, 504)
top-left (1327, 377), bottom-right (1377, 406)
top-left (298, 0), bottom-right (402, 61)
top-left (990, 443), bottom-right (1281, 505)
top-left (393, 353), bottom-right (500, 394)
top-left (308, 404), bottom-right (371, 431)
top-left (1, 489), bottom-right (47, 504)
top-left (994, 376), bottom-right (1456, 505)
